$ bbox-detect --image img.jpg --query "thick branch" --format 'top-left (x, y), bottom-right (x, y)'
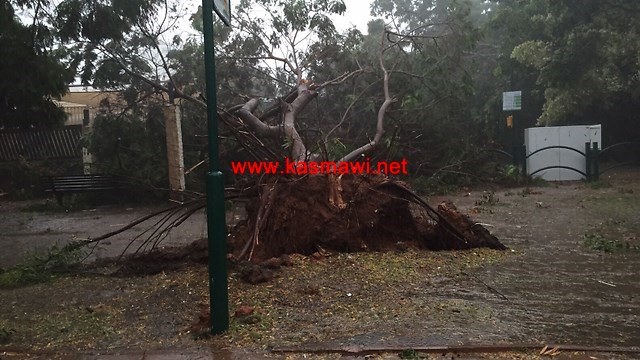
top-left (339, 32), bottom-right (394, 163)
top-left (236, 98), bottom-right (281, 137)
top-left (284, 82), bottom-right (319, 161)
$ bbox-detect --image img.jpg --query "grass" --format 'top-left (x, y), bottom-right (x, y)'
top-left (582, 232), bottom-right (639, 253)
top-left (586, 180), bottom-right (612, 189)
top-left (583, 233), bottom-right (623, 253)
top-left (0, 242), bottom-right (85, 288)
top-left (475, 191), bottom-right (499, 206)
top-left (581, 190), bottom-right (640, 253)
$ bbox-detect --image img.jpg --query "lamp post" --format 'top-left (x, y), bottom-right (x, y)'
top-left (202, 0), bottom-right (230, 334)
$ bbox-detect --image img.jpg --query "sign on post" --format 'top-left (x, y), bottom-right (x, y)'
top-left (503, 91), bottom-right (522, 111)
top-left (213, 0), bottom-right (231, 26)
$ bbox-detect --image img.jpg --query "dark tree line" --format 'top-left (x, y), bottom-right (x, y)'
top-left (2, 0), bottom-right (639, 187)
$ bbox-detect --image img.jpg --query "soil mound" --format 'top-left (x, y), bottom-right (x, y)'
top-left (229, 174), bottom-right (505, 262)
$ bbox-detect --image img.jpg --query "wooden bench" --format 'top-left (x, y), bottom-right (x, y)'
top-left (43, 175), bottom-right (124, 204)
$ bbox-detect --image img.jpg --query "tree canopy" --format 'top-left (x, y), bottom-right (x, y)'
top-left (487, 0), bottom-right (640, 140)
top-left (0, 0), bottom-right (73, 128)
top-left (4, 0), bottom-right (638, 181)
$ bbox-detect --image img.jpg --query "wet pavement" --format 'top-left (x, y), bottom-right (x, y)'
top-left (0, 201), bottom-right (247, 269)
top-left (454, 185), bottom-right (640, 347)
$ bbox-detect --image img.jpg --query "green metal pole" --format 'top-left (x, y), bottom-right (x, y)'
top-left (592, 142), bottom-right (600, 181)
top-left (585, 142), bottom-right (592, 182)
top-left (202, 0), bottom-right (229, 334)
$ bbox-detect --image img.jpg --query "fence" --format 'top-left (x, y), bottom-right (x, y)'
top-left (0, 126), bottom-right (83, 161)
top-left (485, 142), bottom-right (640, 181)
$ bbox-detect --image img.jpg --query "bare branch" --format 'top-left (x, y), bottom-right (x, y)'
top-left (236, 98), bottom-right (281, 137)
top-left (317, 69), bottom-right (365, 89)
top-left (339, 31), bottom-right (395, 163)
top-left (99, 44), bottom-right (207, 109)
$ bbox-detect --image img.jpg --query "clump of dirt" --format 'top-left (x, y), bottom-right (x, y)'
top-left (229, 174), bottom-right (505, 262)
top-left (431, 201), bottom-right (507, 250)
top-left (90, 237), bottom-right (210, 276)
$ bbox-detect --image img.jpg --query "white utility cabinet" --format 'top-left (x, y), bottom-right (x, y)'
top-left (524, 125), bottom-right (601, 181)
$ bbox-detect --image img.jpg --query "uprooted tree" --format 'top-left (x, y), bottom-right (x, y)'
top-left (217, 1), bottom-right (504, 261)
top-left (31, 0), bottom-right (506, 261)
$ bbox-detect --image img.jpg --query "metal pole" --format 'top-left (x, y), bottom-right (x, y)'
top-left (202, 0), bottom-right (229, 334)
top-left (592, 142), bottom-right (600, 181)
top-left (585, 142), bottom-right (592, 182)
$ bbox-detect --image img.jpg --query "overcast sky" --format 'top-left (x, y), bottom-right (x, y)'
top-left (183, 0), bottom-right (374, 32)
top-left (66, 0), bottom-right (376, 89)
top-left (334, 0), bottom-right (374, 32)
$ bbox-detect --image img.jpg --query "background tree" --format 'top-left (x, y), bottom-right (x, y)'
top-left (0, 0), bottom-right (73, 128)
top-left (85, 91), bottom-right (168, 189)
top-left (485, 0), bottom-right (640, 144)
top-left (363, 0), bottom-right (486, 183)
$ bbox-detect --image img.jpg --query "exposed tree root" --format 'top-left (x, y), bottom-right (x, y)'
top-left (229, 174), bottom-right (506, 262)
top-left (81, 174), bottom-right (505, 264)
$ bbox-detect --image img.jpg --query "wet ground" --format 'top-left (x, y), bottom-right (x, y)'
top-left (1, 169), bottom-right (639, 358)
top-left (0, 201), bottom-right (248, 269)
top-left (263, 169), bottom-right (640, 351)
top-left (426, 172), bottom-right (640, 348)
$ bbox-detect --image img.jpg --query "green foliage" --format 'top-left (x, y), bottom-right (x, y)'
top-left (0, 242), bottom-right (85, 288)
top-left (0, 158), bottom-right (81, 200)
top-left (311, 0), bottom-right (486, 173)
top-left (85, 101), bottom-right (168, 189)
top-left (487, 0), bottom-right (640, 143)
top-left (399, 349), bottom-right (425, 359)
top-left (53, 0), bottom-right (164, 84)
top-left (582, 233), bottom-right (635, 253)
top-left (0, 0), bottom-right (73, 128)
top-left (501, 164), bottom-right (518, 178)
top-left (324, 138), bottom-right (349, 160)
top-left (410, 174), bottom-right (466, 195)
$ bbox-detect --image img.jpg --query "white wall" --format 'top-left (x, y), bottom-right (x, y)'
top-left (525, 125), bottom-right (601, 181)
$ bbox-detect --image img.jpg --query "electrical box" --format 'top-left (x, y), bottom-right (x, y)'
top-left (524, 125), bottom-right (601, 181)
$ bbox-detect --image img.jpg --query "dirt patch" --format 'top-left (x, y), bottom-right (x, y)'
top-left (90, 237), bottom-right (210, 276)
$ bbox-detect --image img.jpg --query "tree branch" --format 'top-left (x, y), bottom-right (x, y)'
top-left (339, 31), bottom-right (395, 163)
top-left (236, 98), bottom-right (281, 137)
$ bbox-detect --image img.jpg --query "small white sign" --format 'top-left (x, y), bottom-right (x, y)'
top-left (503, 91), bottom-right (522, 111)
top-left (213, 0), bottom-right (231, 26)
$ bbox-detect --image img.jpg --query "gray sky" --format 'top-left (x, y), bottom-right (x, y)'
top-left (66, 0), bottom-right (375, 88)
top-left (183, 0), bottom-right (374, 32)
top-left (334, 0), bottom-right (374, 32)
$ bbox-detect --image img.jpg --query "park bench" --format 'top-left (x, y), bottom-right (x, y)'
top-left (43, 174), bottom-right (125, 204)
